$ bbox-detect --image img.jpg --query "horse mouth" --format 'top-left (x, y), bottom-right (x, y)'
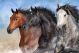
top-left (7, 28), bottom-right (13, 34)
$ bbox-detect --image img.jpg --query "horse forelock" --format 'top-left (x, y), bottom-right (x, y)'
top-left (17, 9), bottom-right (31, 16)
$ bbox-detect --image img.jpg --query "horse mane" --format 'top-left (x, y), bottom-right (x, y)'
top-left (56, 4), bottom-right (79, 23)
top-left (17, 7), bottom-right (57, 23)
top-left (31, 7), bottom-right (57, 23)
top-left (17, 7), bottom-right (57, 48)
top-left (17, 9), bottom-right (31, 15)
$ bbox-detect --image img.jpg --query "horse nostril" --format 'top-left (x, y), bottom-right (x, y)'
top-left (7, 27), bottom-right (11, 34)
top-left (57, 27), bottom-right (61, 31)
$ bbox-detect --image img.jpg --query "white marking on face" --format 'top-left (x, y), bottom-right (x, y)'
top-left (56, 9), bottom-right (68, 27)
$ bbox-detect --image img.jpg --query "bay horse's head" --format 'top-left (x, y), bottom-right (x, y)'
top-left (7, 9), bottom-right (29, 34)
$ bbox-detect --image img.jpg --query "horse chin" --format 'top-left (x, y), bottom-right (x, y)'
top-left (8, 30), bottom-right (13, 34)
top-left (57, 24), bottom-right (63, 29)
top-left (7, 29), bottom-right (14, 34)
top-left (57, 24), bottom-right (66, 31)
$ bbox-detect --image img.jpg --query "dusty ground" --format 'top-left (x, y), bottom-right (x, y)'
top-left (0, 28), bottom-right (22, 53)
top-left (0, 28), bottom-right (54, 53)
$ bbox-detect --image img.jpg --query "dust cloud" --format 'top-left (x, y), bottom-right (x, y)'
top-left (0, 28), bottom-right (22, 53)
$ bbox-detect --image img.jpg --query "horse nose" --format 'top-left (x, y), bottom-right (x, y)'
top-left (7, 27), bottom-right (12, 34)
top-left (57, 24), bottom-right (62, 29)
top-left (57, 27), bottom-right (61, 31)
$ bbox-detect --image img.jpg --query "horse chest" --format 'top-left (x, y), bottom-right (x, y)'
top-left (19, 27), bottom-right (41, 52)
top-left (61, 25), bottom-right (79, 48)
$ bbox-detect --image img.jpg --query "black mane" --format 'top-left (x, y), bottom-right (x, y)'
top-left (31, 7), bottom-right (54, 15)
top-left (17, 7), bottom-right (57, 23)
top-left (17, 9), bottom-right (31, 15)
top-left (56, 4), bottom-right (79, 23)
top-left (31, 7), bottom-right (57, 23)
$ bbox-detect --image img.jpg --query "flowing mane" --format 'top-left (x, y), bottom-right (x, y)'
top-left (17, 9), bottom-right (33, 22)
top-left (31, 7), bottom-right (57, 23)
top-left (17, 7), bottom-right (57, 23)
top-left (56, 4), bottom-right (79, 23)
top-left (17, 9), bottom-right (31, 14)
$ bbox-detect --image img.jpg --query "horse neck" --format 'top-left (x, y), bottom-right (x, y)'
top-left (18, 26), bottom-right (41, 46)
top-left (19, 27), bottom-right (26, 36)
top-left (66, 15), bottom-right (78, 31)
top-left (62, 15), bottom-right (79, 48)
top-left (64, 15), bottom-right (79, 38)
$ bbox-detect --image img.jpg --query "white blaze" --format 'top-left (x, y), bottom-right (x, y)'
top-left (56, 9), bottom-right (68, 27)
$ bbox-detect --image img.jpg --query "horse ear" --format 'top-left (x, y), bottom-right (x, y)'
top-left (11, 8), bottom-right (14, 13)
top-left (35, 7), bottom-right (37, 9)
top-left (57, 4), bottom-right (60, 8)
top-left (65, 5), bottom-right (68, 9)
top-left (35, 7), bottom-right (37, 11)
top-left (31, 6), bottom-right (33, 10)
top-left (16, 9), bottom-right (18, 13)
top-left (31, 6), bottom-right (34, 11)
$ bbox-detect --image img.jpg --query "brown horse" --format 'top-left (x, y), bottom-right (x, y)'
top-left (7, 9), bottom-right (42, 53)
top-left (7, 7), bottom-right (57, 53)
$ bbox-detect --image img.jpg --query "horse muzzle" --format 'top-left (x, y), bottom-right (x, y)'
top-left (7, 27), bottom-right (13, 34)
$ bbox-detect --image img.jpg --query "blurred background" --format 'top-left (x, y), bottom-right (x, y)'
top-left (0, 0), bottom-right (79, 53)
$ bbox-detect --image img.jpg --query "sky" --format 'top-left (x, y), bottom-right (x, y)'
top-left (0, 0), bottom-right (79, 29)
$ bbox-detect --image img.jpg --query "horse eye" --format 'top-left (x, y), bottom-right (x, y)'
top-left (15, 19), bottom-right (17, 20)
top-left (14, 19), bottom-right (17, 21)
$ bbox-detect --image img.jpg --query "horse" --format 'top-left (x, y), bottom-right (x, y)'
top-left (56, 4), bottom-right (79, 53)
top-left (7, 7), bottom-right (57, 53)
top-left (7, 9), bottom-right (42, 53)
top-left (30, 7), bottom-right (57, 53)
top-left (30, 7), bottom-right (57, 49)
